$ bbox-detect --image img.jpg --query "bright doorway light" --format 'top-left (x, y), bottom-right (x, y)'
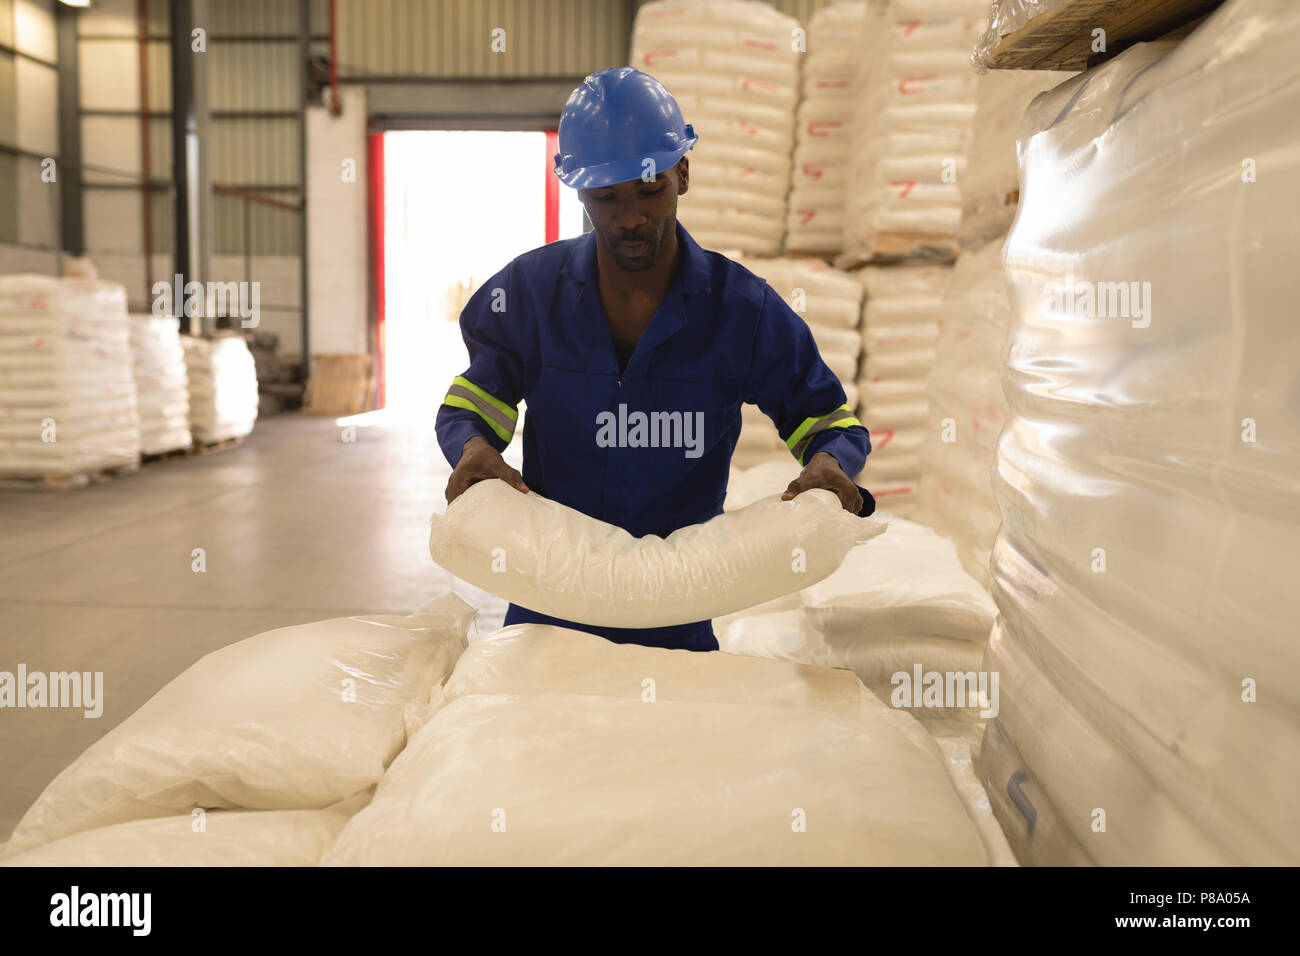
top-left (382, 130), bottom-right (586, 421)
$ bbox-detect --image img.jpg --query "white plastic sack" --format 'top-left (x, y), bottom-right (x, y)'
top-left (1, 595), bottom-right (475, 858)
top-left (428, 479), bottom-right (883, 628)
top-left (802, 514), bottom-right (996, 643)
top-left (0, 808), bottom-right (352, 867)
top-left (322, 624), bottom-right (990, 865)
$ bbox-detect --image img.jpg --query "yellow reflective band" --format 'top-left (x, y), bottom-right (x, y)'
top-left (786, 404), bottom-right (862, 465)
top-left (443, 375), bottom-right (518, 443)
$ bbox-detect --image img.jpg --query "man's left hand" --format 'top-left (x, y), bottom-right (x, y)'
top-left (781, 451), bottom-right (862, 514)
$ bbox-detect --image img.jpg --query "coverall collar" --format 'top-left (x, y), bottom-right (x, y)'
top-left (561, 221), bottom-right (713, 296)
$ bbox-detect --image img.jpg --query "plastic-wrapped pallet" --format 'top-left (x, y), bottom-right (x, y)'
top-left (731, 256), bottom-right (865, 468)
top-left (838, 0), bottom-right (988, 266)
top-left (915, 241), bottom-right (1009, 586)
top-left (128, 314), bottom-right (191, 455)
top-left (854, 262), bottom-right (951, 514)
top-left (957, 68), bottom-right (1065, 247)
top-left (0, 275), bottom-right (141, 479)
top-left (630, 0), bottom-right (801, 256)
top-left (182, 334), bottom-right (259, 444)
top-left (983, 0), bottom-right (1300, 865)
top-left (784, 2), bottom-right (870, 255)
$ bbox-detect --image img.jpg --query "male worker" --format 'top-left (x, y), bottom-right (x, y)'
top-left (436, 66), bottom-right (873, 652)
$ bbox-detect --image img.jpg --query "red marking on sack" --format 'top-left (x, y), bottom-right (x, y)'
top-left (743, 38), bottom-right (777, 51)
top-left (801, 164), bottom-right (824, 179)
top-left (872, 429), bottom-right (896, 449)
top-left (807, 120), bottom-right (841, 137)
top-left (736, 167), bottom-right (755, 177)
top-left (741, 78), bottom-right (777, 93)
top-left (33, 336), bottom-right (46, 349)
top-left (797, 209), bottom-right (816, 226)
top-left (898, 18), bottom-right (922, 36)
top-left (816, 80), bottom-right (850, 89)
top-left (873, 485), bottom-right (913, 497)
top-left (643, 50), bottom-right (678, 67)
top-left (898, 74), bottom-right (939, 94)
top-left (738, 121), bottom-right (760, 137)
top-left (891, 179), bottom-right (916, 199)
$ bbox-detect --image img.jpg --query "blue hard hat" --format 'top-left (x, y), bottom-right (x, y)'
top-left (554, 67), bottom-right (697, 189)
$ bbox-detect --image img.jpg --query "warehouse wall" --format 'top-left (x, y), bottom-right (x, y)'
top-left (0, 0), bottom-right (60, 275)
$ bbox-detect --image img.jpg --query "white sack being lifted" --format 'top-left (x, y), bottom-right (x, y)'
top-left (323, 624), bottom-right (990, 866)
top-left (0, 595), bottom-right (475, 859)
top-left (984, 0), bottom-right (1300, 865)
top-left (429, 479), bottom-right (883, 628)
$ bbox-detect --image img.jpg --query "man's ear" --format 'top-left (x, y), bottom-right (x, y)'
top-left (676, 157), bottom-right (689, 195)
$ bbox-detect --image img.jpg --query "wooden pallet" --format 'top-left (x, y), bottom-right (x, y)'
top-left (835, 231), bottom-right (961, 269)
top-left (142, 445), bottom-right (194, 463)
top-left (192, 435), bottom-right (245, 456)
top-left (980, 0), bottom-right (1222, 72)
top-left (0, 460), bottom-right (140, 492)
top-left (303, 354), bottom-right (374, 415)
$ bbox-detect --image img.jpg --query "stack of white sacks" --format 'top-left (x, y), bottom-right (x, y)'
top-left (630, 0), bottom-right (800, 256)
top-left (914, 71), bottom-right (1064, 585)
top-left (854, 263), bottom-right (950, 515)
top-left (838, 0), bottom-right (988, 266)
top-left (181, 335), bottom-right (259, 444)
top-left (128, 315), bottom-right (191, 455)
top-left (982, 0), bottom-right (1300, 865)
top-left (730, 257), bottom-right (864, 469)
top-left (0, 276), bottom-right (140, 478)
top-left (784, 2), bottom-right (869, 255)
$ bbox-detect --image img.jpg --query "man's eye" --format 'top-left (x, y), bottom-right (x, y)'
top-left (641, 187), bottom-right (664, 196)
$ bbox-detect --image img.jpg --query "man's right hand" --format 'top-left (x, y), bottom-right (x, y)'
top-left (445, 436), bottom-right (530, 504)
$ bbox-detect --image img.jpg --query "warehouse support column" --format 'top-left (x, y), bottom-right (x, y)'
top-left (170, 0), bottom-right (212, 334)
top-left (55, 2), bottom-right (83, 258)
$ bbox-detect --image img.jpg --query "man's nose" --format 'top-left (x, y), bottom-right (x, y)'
top-left (611, 203), bottom-right (648, 232)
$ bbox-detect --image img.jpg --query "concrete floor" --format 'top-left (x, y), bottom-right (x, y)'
top-left (0, 412), bottom-right (510, 841)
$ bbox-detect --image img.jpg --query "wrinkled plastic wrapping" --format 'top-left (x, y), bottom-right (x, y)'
top-left (731, 256), bottom-right (865, 467)
top-left (957, 69), bottom-right (1065, 246)
top-left (129, 314), bottom-right (191, 455)
top-left (917, 240), bottom-right (1010, 586)
top-left (323, 624), bottom-right (989, 865)
top-left (0, 275), bottom-right (141, 477)
top-left (181, 334), bottom-right (259, 443)
top-left (0, 808), bottom-right (353, 867)
top-left (785, 2), bottom-right (871, 253)
top-left (631, 0), bottom-right (801, 255)
top-left (428, 479), bottom-right (883, 628)
top-left (0, 595), bottom-right (475, 859)
top-left (838, 0), bottom-right (988, 266)
top-left (854, 263), bottom-right (952, 513)
top-left (983, 0), bottom-right (1300, 864)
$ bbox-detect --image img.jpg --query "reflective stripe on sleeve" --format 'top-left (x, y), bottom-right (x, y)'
top-left (786, 404), bottom-right (863, 465)
top-left (443, 376), bottom-right (518, 443)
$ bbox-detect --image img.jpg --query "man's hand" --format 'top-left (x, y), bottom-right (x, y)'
top-left (781, 451), bottom-right (862, 514)
top-left (445, 436), bottom-right (530, 504)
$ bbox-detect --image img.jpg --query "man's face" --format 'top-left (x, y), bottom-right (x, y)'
top-left (578, 159), bottom-right (689, 272)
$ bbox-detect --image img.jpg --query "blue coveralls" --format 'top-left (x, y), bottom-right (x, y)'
top-left (436, 223), bottom-right (872, 651)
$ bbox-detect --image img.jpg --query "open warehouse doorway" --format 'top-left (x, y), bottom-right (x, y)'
top-left (375, 130), bottom-right (587, 420)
